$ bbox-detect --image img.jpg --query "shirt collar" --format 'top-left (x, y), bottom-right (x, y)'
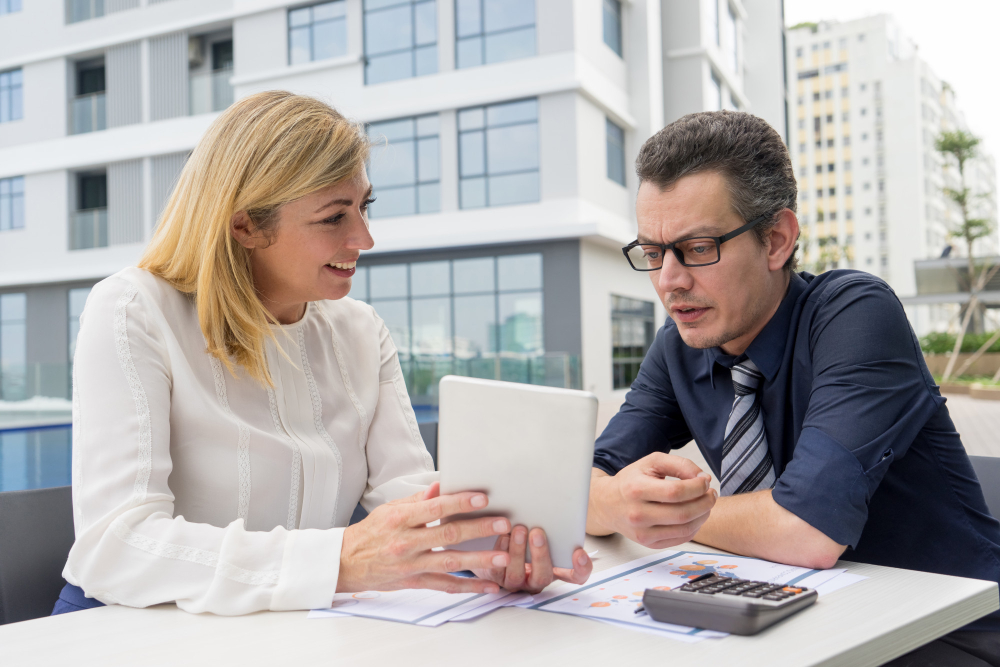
top-left (704, 272), bottom-right (809, 386)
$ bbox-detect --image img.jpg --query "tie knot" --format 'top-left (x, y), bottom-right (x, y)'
top-left (731, 359), bottom-right (762, 396)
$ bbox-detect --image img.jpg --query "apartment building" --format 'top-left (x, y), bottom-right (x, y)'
top-left (0, 0), bottom-right (786, 419)
top-left (785, 16), bottom-right (998, 333)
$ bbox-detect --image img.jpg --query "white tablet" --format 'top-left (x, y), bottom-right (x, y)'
top-left (437, 376), bottom-right (598, 569)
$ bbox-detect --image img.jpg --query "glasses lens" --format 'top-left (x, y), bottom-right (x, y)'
top-left (675, 238), bottom-right (719, 266)
top-left (627, 245), bottom-right (664, 270)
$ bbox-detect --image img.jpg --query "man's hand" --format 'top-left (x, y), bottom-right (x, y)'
top-left (471, 526), bottom-right (592, 593)
top-left (587, 453), bottom-right (717, 549)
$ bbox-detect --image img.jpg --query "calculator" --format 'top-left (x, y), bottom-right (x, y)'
top-left (640, 572), bottom-right (818, 636)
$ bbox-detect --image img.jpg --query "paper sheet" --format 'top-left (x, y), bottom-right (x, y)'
top-left (311, 589), bottom-right (511, 626)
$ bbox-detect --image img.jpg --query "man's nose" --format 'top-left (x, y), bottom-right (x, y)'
top-left (657, 251), bottom-right (694, 294)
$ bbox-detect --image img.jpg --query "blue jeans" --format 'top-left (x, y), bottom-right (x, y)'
top-left (51, 583), bottom-right (105, 615)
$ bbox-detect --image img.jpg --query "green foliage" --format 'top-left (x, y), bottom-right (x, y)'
top-left (935, 130), bottom-right (980, 173)
top-left (788, 22), bottom-right (818, 32)
top-left (921, 331), bottom-right (1000, 354)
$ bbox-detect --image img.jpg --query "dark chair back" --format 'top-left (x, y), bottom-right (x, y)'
top-left (0, 486), bottom-right (75, 625)
top-left (969, 456), bottom-right (1000, 520)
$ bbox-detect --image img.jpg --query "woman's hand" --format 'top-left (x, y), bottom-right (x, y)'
top-left (337, 482), bottom-right (512, 594)
top-left (471, 527), bottom-right (593, 593)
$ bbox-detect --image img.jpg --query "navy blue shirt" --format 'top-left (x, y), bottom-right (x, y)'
top-left (594, 270), bottom-right (1000, 632)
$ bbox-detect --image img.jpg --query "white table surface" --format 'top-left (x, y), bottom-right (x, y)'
top-left (2, 533), bottom-right (996, 667)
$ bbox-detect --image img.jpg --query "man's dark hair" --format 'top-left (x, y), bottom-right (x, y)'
top-left (635, 111), bottom-right (798, 271)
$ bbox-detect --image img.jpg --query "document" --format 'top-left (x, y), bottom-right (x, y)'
top-left (309, 589), bottom-right (520, 626)
top-left (530, 550), bottom-right (866, 641)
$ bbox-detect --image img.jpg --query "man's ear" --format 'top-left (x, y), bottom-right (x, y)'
top-left (231, 211), bottom-right (260, 250)
top-left (766, 208), bottom-right (799, 272)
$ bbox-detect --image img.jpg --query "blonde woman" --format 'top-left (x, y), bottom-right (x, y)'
top-left (54, 91), bottom-right (592, 616)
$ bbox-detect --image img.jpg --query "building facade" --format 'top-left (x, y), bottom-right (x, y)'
top-left (0, 0), bottom-right (786, 423)
top-left (785, 16), bottom-right (998, 334)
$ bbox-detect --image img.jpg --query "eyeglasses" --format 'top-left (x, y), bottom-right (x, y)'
top-left (622, 213), bottom-right (772, 271)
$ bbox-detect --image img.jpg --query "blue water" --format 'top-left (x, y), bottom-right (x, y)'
top-left (0, 425), bottom-right (73, 492)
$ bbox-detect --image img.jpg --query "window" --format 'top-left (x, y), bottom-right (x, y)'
top-left (829, 211), bottom-right (837, 221)
top-left (459, 99), bottom-right (539, 209)
top-left (68, 287), bottom-right (91, 361)
top-left (797, 96), bottom-right (804, 105)
top-left (349, 254), bottom-right (546, 399)
top-left (826, 138), bottom-right (834, 147)
top-left (826, 114), bottom-right (833, 123)
top-left (367, 114), bottom-right (440, 217)
top-left (812, 92), bottom-right (820, 101)
top-left (827, 163), bottom-right (835, 172)
top-left (289, 1), bottom-right (347, 65)
top-left (839, 38), bottom-right (847, 49)
top-left (824, 90), bottom-right (832, 99)
top-left (602, 0), bottom-right (622, 57)
top-left (823, 41), bottom-right (830, 49)
top-left (0, 293), bottom-right (27, 401)
top-left (364, 0), bottom-right (436, 84)
top-left (0, 0), bottom-right (21, 15)
top-left (66, 0), bottom-right (103, 23)
top-left (846, 209), bottom-right (853, 220)
top-left (815, 189), bottom-right (822, 198)
top-left (861, 132), bottom-right (868, 141)
top-left (723, 3), bottom-right (737, 73)
top-left (612, 295), bottom-right (654, 390)
top-left (860, 83), bottom-right (867, 91)
top-left (606, 118), bottom-right (626, 186)
top-left (709, 70), bottom-right (722, 111)
top-left (798, 143), bottom-right (806, 153)
top-left (70, 172), bottom-right (107, 250)
top-left (814, 165), bottom-right (822, 174)
top-left (843, 161), bottom-right (851, 171)
top-left (709, 0), bottom-right (719, 46)
top-left (828, 187), bottom-right (835, 196)
top-left (456, 0), bottom-right (535, 69)
top-left (845, 185), bottom-right (852, 195)
top-left (70, 59), bottom-right (105, 134)
top-left (841, 87), bottom-right (849, 97)
top-left (0, 69), bottom-right (22, 123)
top-left (842, 111), bottom-right (849, 121)
top-left (798, 119), bottom-right (805, 130)
top-left (0, 176), bottom-right (24, 231)
top-left (795, 47), bottom-right (803, 57)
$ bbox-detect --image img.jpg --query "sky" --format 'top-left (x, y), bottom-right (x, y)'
top-left (784, 0), bottom-right (1000, 193)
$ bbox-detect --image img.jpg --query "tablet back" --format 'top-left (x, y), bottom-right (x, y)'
top-left (437, 376), bottom-right (597, 569)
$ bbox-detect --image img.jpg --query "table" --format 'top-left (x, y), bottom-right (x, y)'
top-left (1, 534), bottom-right (996, 667)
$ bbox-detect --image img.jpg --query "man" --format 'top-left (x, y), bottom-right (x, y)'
top-left (587, 111), bottom-right (1000, 665)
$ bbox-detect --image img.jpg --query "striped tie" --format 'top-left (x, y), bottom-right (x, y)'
top-left (720, 358), bottom-right (776, 496)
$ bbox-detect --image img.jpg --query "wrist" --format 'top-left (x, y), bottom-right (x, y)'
top-left (587, 473), bottom-right (619, 536)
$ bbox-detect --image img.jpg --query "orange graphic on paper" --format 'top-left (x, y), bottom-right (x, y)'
top-left (719, 565), bottom-right (738, 569)
top-left (591, 601), bottom-right (611, 608)
top-left (652, 586), bottom-right (672, 591)
top-left (612, 595), bottom-right (628, 600)
top-left (669, 570), bottom-right (688, 576)
top-left (632, 592), bottom-right (645, 597)
top-left (695, 560), bottom-right (718, 565)
top-left (679, 565), bottom-right (705, 571)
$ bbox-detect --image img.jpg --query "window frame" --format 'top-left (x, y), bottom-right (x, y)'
top-left (287, 0), bottom-right (348, 66)
top-left (458, 97), bottom-right (540, 209)
top-left (366, 113), bottom-right (441, 217)
top-left (0, 68), bottom-right (23, 124)
top-left (611, 294), bottom-right (655, 390)
top-left (363, 0), bottom-right (437, 84)
top-left (455, 0), bottom-right (537, 69)
top-left (602, 0), bottom-right (623, 57)
top-left (0, 176), bottom-right (25, 232)
top-left (606, 117), bottom-right (626, 187)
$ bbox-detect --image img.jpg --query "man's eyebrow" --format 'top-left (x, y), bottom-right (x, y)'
top-left (636, 226), bottom-right (721, 245)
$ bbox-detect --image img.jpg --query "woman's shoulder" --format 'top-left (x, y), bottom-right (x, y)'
top-left (86, 267), bottom-right (190, 318)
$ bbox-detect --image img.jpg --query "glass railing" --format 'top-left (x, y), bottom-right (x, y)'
top-left (69, 92), bottom-right (106, 134)
top-left (69, 208), bottom-right (108, 250)
top-left (190, 67), bottom-right (234, 116)
top-left (65, 0), bottom-right (104, 23)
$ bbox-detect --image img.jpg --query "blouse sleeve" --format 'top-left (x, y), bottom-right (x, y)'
top-left (358, 312), bottom-right (438, 512)
top-left (63, 276), bottom-right (343, 615)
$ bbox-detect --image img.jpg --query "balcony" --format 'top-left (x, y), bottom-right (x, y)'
top-left (190, 67), bottom-right (234, 115)
top-left (69, 208), bottom-right (107, 250)
top-left (69, 93), bottom-right (106, 135)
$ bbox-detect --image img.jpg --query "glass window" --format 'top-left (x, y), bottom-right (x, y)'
top-left (0, 176), bottom-right (24, 231)
top-left (0, 293), bottom-right (27, 401)
top-left (0, 69), bottom-right (23, 123)
top-left (602, 0), bottom-right (622, 57)
top-left (709, 70), bottom-right (722, 111)
top-left (0, 0), bottom-right (21, 15)
top-left (459, 98), bottom-right (539, 209)
top-left (606, 118), bottom-right (626, 187)
top-left (364, 0), bottom-right (437, 84)
top-left (723, 3), bottom-right (737, 73)
top-left (288, 0), bottom-right (347, 65)
top-left (68, 287), bottom-right (91, 361)
top-left (353, 253), bottom-right (544, 401)
top-left (612, 295), bottom-right (655, 390)
top-left (367, 113), bottom-right (440, 217)
top-left (708, 0), bottom-right (719, 46)
top-left (456, 0), bottom-right (535, 69)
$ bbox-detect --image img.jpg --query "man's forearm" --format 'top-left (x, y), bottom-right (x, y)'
top-left (693, 490), bottom-right (847, 570)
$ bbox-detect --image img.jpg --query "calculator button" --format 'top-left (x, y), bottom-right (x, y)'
top-left (763, 594), bottom-right (785, 601)
top-left (782, 587), bottom-right (802, 594)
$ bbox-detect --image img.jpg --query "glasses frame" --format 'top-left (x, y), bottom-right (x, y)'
top-left (621, 213), bottom-right (772, 271)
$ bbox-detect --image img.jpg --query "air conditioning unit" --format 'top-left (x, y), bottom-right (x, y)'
top-left (188, 36), bottom-right (204, 69)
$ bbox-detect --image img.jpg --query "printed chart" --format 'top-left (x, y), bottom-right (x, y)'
top-left (311, 589), bottom-right (515, 626)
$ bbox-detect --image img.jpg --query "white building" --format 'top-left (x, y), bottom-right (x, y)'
top-left (0, 0), bottom-right (785, 422)
top-left (785, 16), bottom-right (998, 333)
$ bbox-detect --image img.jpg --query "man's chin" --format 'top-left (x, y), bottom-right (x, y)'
top-left (677, 326), bottom-right (729, 350)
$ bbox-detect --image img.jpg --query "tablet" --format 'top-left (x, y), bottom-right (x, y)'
top-left (437, 376), bottom-right (598, 569)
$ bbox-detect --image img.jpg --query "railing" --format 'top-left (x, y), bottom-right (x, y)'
top-left (69, 208), bottom-right (108, 250)
top-left (69, 92), bottom-right (106, 135)
top-left (190, 67), bottom-right (234, 116)
top-left (65, 0), bottom-right (104, 23)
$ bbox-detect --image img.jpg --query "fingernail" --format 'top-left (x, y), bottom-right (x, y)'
top-left (493, 519), bottom-right (508, 533)
top-left (492, 554), bottom-right (508, 567)
top-left (697, 472), bottom-right (711, 479)
top-left (577, 553), bottom-right (589, 566)
top-left (531, 532), bottom-right (545, 548)
top-left (513, 530), bottom-right (526, 545)
top-left (486, 585), bottom-right (500, 594)
top-left (471, 495), bottom-right (487, 508)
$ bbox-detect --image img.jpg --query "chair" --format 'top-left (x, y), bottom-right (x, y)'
top-left (969, 456), bottom-right (1000, 520)
top-left (0, 485), bottom-right (75, 625)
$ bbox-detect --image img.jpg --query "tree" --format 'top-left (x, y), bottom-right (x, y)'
top-left (935, 129), bottom-right (998, 380)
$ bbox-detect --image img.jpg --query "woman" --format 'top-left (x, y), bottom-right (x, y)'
top-left (55, 91), bottom-right (591, 616)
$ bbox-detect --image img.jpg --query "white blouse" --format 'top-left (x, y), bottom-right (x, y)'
top-left (63, 267), bottom-right (436, 615)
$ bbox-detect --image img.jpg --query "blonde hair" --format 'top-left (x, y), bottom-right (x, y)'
top-left (139, 91), bottom-right (370, 386)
